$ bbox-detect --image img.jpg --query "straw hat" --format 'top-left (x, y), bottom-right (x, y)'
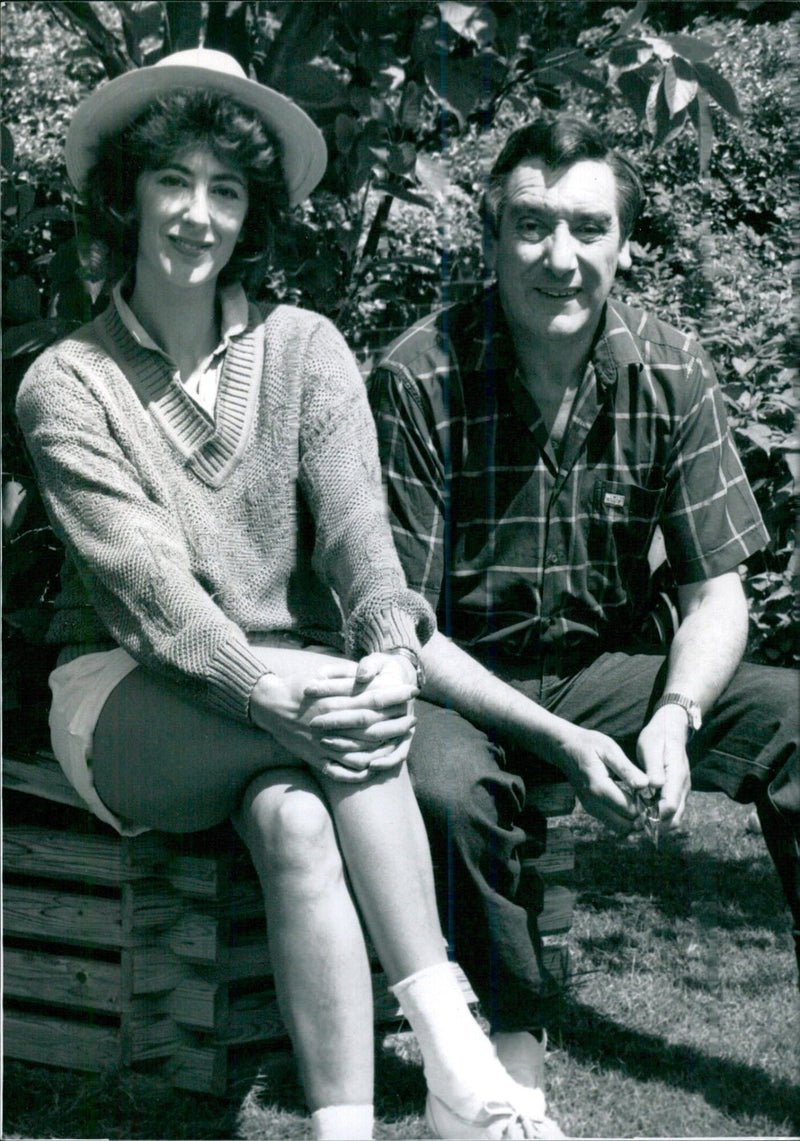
top-left (65, 48), bottom-right (327, 206)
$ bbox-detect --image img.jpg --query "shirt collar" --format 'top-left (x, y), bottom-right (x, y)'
top-left (111, 277), bottom-right (249, 363)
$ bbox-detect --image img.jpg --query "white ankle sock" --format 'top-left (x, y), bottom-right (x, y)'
top-left (390, 961), bottom-right (542, 1121)
top-left (310, 1103), bottom-right (373, 1140)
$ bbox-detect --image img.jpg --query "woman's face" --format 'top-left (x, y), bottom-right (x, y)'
top-left (134, 146), bottom-right (249, 293)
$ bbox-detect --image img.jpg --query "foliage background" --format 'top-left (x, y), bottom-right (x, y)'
top-left (2, 0), bottom-right (798, 737)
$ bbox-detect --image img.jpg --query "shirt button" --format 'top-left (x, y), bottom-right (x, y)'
top-left (546, 549), bottom-right (561, 566)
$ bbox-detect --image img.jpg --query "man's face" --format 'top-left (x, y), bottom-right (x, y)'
top-left (486, 157), bottom-right (631, 350)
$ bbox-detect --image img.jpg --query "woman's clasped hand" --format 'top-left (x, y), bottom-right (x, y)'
top-left (250, 652), bottom-right (419, 782)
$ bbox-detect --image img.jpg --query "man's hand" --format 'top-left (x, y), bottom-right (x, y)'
top-left (636, 704), bottom-right (691, 834)
top-left (548, 724), bottom-right (652, 834)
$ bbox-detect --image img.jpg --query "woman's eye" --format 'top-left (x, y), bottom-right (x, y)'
top-left (214, 185), bottom-right (242, 200)
top-left (158, 174), bottom-right (186, 188)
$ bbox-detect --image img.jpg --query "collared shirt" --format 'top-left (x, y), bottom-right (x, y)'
top-left (112, 279), bottom-right (249, 419)
top-left (368, 286), bottom-right (768, 661)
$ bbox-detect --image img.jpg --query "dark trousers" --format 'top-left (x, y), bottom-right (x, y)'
top-left (407, 652), bottom-right (799, 1032)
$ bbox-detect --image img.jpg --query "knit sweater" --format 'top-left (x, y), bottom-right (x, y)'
top-left (17, 300), bottom-right (435, 724)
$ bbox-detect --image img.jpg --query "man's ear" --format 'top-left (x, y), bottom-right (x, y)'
top-left (618, 237), bottom-right (632, 271)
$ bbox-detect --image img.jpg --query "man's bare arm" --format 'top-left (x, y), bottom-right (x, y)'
top-left (419, 631), bottom-right (650, 833)
top-left (637, 570), bottom-right (749, 830)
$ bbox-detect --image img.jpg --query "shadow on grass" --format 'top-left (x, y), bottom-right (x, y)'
top-left (554, 999), bottom-right (800, 1133)
top-left (572, 827), bottom-right (787, 931)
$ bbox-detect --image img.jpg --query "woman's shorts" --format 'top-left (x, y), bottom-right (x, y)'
top-left (47, 636), bottom-right (346, 836)
top-left (48, 647), bottom-right (148, 835)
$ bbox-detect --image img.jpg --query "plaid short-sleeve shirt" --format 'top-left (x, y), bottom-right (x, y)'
top-left (368, 287), bottom-right (768, 660)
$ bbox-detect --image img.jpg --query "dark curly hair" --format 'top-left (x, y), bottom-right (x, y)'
top-left (481, 115), bottom-right (645, 243)
top-left (82, 88), bottom-right (289, 285)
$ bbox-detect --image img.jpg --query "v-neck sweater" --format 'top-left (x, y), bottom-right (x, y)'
top-left (17, 300), bottom-right (435, 723)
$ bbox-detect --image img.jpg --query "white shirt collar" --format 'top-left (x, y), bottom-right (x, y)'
top-left (111, 277), bottom-right (249, 362)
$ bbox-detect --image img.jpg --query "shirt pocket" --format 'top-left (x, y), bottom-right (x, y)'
top-left (587, 479), bottom-right (666, 580)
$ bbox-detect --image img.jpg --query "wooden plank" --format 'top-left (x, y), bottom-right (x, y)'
top-left (4, 822), bottom-right (168, 886)
top-left (4, 882), bottom-right (123, 949)
top-left (227, 932), bottom-right (272, 982)
top-left (122, 1014), bottom-right (180, 1063)
top-left (537, 886), bottom-right (575, 937)
top-left (130, 945), bottom-right (183, 995)
top-left (168, 1043), bottom-right (228, 1096)
top-left (4, 1009), bottom-right (120, 1071)
top-left (166, 853), bottom-right (229, 900)
top-left (3, 753), bottom-right (85, 808)
top-left (523, 825), bottom-right (575, 879)
top-left (221, 988), bottom-right (287, 1046)
top-left (541, 943), bottom-right (570, 987)
top-left (169, 974), bottom-right (227, 1031)
top-left (121, 880), bottom-right (183, 934)
top-left (526, 782), bottom-right (576, 817)
top-left (3, 945), bottom-right (122, 1014)
top-left (166, 910), bottom-right (224, 965)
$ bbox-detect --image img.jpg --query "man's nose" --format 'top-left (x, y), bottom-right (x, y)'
top-left (544, 222), bottom-right (578, 274)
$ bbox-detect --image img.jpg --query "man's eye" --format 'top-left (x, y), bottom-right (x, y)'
top-left (158, 174), bottom-right (185, 188)
top-left (518, 220), bottom-right (546, 239)
top-left (575, 223), bottom-right (605, 239)
top-left (214, 186), bottom-right (243, 200)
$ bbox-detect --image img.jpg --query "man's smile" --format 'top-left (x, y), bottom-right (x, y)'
top-left (534, 285), bottom-right (582, 299)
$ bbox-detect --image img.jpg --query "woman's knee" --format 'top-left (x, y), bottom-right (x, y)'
top-left (239, 769), bottom-right (343, 883)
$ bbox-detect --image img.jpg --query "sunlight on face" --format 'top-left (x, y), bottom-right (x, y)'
top-left (134, 147), bottom-right (249, 297)
top-left (487, 158), bottom-right (631, 348)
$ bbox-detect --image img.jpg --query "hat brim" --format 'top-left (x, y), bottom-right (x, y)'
top-left (65, 63), bottom-right (327, 207)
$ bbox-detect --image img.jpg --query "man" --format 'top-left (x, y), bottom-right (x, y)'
top-left (368, 116), bottom-right (798, 1099)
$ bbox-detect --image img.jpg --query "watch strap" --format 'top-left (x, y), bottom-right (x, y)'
top-left (654, 692), bottom-right (702, 733)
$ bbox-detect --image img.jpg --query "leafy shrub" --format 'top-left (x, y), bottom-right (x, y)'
top-left (2, 1), bottom-right (796, 686)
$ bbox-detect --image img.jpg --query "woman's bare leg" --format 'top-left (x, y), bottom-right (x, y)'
top-left (235, 769), bottom-right (374, 1111)
top-left (92, 665), bottom-right (294, 830)
top-left (320, 761), bottom-right (446, 983)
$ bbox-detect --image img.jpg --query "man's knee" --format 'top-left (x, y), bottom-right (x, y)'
top-left (408, 700), bottom-right (526, 838)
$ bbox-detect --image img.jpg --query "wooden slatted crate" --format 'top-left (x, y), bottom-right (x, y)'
top-left (3, 748), bottom-right (574, 1094)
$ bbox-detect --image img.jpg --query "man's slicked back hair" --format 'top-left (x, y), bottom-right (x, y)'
top-left (481, 115), bottom-right (644, 242)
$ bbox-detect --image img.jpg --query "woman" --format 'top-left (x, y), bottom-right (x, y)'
top-left (16, 49), bottom-right (563, 1141)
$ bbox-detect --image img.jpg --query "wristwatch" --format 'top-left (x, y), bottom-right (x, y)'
top-left (653, 692), bottom-right (702, 736)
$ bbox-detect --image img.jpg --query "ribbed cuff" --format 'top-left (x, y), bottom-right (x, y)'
top-left (205, 636), bottom-right (270, 723)
top-left (350, 606), bottom-right (422, 658)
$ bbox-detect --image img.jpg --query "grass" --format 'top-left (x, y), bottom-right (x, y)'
top-left (4, 792), bottom-right (798, 1139)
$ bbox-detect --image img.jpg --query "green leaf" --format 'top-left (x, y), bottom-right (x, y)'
top-left (613, 0), bottom-right (649, 40)
top-left (664, 58), bottom-right (698, 116)
top-left (2, 319), bottom-right (77, 359)
top-left (425, 56), bottom-right (487, 128)
top-left (438, 2), bottom-right (496, 50)
top-left (616, 69), bottom-right (652, 120)
top-left (1, 124), bottom-right (14, 172)
top-left (3, 276), bottom-right (41, 324)
top-left (399, 81), bottom-right (423, 131)
top-left (280, 64), bottom-right (349, 109)
top-left (659, 34), bottom-right (718, 63)
top-left (116, 0), bottom-right (166, 67)
top-left (387, 142), bottom-right (417, 176)
top-left (164, 0), bottom-right (203, 53)
top-left (693, 61), bottom-right (742, 118)
top-left (689, 88), bottom-right (714, 177)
